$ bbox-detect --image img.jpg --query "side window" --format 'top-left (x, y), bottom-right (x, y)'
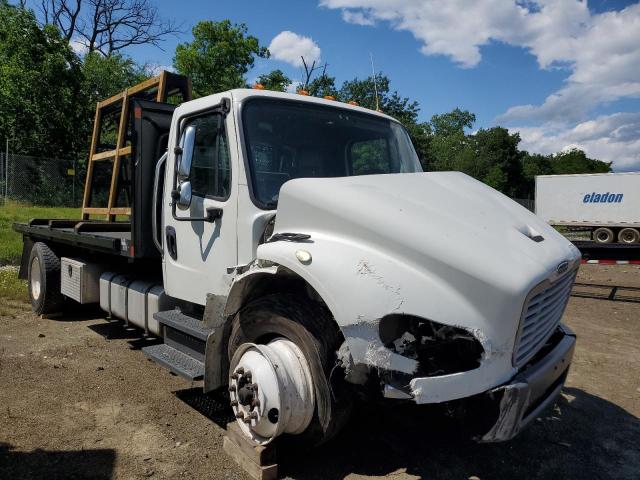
top-left (185, 114), bottom-right (231, 199)
top-left (349, 138), bottom-right (391, 175)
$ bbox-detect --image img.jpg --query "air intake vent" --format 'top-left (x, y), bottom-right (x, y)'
top-left (513, 269), bottom-right (576, 367)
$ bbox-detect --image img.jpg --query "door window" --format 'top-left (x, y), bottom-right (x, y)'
top-left (184, 114), bottom-right (231, 199)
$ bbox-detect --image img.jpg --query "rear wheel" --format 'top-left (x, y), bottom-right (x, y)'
top-left (618, 228), bottom-right (639, 244)
top-left (593, 227), bottom-right (615, 244)
top-left (28, 242), bottom-right (65, 315)
top-left (227, 294), bottom-right (352, 445)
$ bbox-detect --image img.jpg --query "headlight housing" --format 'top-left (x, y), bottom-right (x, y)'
top-left (379, 314), bottom-right (484, 376)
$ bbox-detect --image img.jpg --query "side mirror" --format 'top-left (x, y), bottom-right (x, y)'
top-left (176, 180), bottom-right (192, 210)
top-left (177, 124), bottom-right (196, 181)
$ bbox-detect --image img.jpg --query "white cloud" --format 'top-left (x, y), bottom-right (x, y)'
top-left (286, 80), bottom-right (303, 93)
top-left (69, 38), bottom-right (88, 55)
top-left (515, 113), bottom-right (640, 171)
top-left (268, 31), bottom-right (321, 68)
top-left (320, 0), bottom-right (640, 170)
top-left (146, 64), bottom-right (176, 76)
top-left (342, 9), bottom-right (376, 26)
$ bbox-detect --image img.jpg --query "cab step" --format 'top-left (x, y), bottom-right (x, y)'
top-left (142, 309), bottom-right (213, 381)
top-left (142, 343), bottom-right (204, 380)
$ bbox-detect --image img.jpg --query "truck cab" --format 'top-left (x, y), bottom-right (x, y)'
top-left (16, 84), bottom-right (581, 447)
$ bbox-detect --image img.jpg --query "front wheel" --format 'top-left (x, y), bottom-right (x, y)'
top-left (227, 294), bottom-right (352, 445)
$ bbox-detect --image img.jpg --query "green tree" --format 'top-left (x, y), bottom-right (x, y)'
top-left (307, 74), bottom-right (339, 98)
top-left (173, 20), bottom-right (269, 97)
top-left (427, 109), bottom-right (476, 172)
top-left (429, 108), bottom-right (475, 136)
top-left (0, 0), bottom-right (82, 158)
top-left (550, 148), bottom-right (611, 174)
top-left (522, 152), bottom-right (553, 196)
top-left (472, 127), bottom-right (525, 197)
top-left (257, 69), bottom-right (291, 92)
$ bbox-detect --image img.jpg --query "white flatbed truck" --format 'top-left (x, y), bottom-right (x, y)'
top-left (14, 76), bottom-right (580, 446)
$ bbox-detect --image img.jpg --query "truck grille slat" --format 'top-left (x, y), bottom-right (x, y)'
top-left (525, 274), bottom-right (575, 314)
top-left (521, 283), bottom-right (574, 338)
top-left (513, 269), bottom-right (576, 367)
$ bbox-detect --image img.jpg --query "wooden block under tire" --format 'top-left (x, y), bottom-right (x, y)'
top-left (225, 422), bottom-right (277, 465)
top-left (223, 424), bottom-right (277, 480)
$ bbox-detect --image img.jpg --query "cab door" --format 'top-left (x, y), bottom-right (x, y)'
top-left (162, 96), bottom-right (238, 305)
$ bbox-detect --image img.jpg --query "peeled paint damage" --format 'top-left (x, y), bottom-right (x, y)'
top-left (337, 258), bottom-right (511, 403)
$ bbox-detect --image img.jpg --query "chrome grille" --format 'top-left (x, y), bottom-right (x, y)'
top-left (513, 269), bottom-right (576, 367)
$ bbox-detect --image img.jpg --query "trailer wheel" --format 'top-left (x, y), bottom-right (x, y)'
top-left (618, 228), bottom-right (639, 244)
top-left (28, 242), bottom-right (65, 315)
top-left (227, 294), bottom-right (352, 446)
top-left (593, 227), bottom-right (615, 244)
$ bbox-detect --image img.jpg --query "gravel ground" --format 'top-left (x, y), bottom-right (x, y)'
top-left (1, 264), bottom-right (639, 480)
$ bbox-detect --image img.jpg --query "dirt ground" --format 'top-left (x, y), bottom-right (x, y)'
top-left (1, 264), bottom-right (639, 480)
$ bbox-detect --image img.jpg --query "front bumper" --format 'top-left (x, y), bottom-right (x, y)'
top-left (480, 324), bottom-right (576, 442)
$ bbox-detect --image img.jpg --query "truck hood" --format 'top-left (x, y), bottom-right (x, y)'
top-left (274, 172), bottom-right (579, 284)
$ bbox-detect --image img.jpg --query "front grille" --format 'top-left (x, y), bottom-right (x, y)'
top-left (513, 269), bottom-right (576, 367)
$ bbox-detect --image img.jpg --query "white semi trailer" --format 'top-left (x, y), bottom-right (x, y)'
top-left (14, 78), bottom-right (580, 446)
top-left (536, 172), bottom-right (640, 244)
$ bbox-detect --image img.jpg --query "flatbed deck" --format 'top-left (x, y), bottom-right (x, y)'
top-left (572, 240), bottom-right (640, 261)
top-left (14, 219), bottom-right (133, 257)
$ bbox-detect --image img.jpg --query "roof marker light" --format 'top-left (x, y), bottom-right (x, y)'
top-left (253, 83), bottom-right (265, 90)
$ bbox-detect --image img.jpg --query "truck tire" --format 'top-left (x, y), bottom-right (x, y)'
top-left (28, 242), bottom-right (65, 315)
top-left (227, 294), bottom-right (352, 446)
top-left (618, 228), bottom-right (640, 244)
top-left (593, 227), bottom-right (615, 244)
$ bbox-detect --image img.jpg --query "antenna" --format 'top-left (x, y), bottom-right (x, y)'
top-left (370, 52), bottom-right (380, 111)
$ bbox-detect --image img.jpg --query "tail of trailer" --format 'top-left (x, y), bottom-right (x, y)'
top-left (535, 172), bottom-right (640, 244)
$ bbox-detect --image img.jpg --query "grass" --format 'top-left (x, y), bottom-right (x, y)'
top-left (0, 201), bottom-right (80, 266)
top-left (0, 268), bottom-right (29, 316)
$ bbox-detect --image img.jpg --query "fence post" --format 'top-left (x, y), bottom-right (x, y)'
top-left (4, 141), bottom-right (8, 205)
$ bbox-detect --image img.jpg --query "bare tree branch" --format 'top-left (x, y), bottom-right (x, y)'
top-left (38, 0), bottom-right (182, 55)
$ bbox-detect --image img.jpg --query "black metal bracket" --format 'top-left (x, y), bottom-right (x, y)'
top-left (266, 232), bottom-right (311, 243)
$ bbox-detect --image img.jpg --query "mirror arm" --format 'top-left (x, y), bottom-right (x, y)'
top-left (171, 202), bottom-right (222, 223)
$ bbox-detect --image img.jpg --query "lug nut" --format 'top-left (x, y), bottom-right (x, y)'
top-left (228, 385), bottom-right (236, 392)
top-left (230, 400), bottom-right (238, 407)
top-left (235, 412), bottom-right (244, 419)
top-left (236, 367), bottom-right (244, 375)
top-left (243, 415), bottom-right (251, 424)
top-left (230, 373), bottom-right (238, 380)
top-left (249, 411), bottom-right (258, 420)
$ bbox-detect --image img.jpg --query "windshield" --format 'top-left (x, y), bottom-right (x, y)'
top-left (241, 98), bottom-right (423, 208)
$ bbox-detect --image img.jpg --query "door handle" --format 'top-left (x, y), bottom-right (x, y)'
top-left (152, 153), bottom-right (167, 254)
top-left (165, 226), bottom-right (178, 260)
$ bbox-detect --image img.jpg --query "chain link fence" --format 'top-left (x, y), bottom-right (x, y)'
top-left (0, 153), bottom-right (85, 207)
top-left (0, 153), bottom-right (538, 212)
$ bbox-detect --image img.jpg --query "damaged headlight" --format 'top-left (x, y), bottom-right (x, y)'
top-left (379, 314), bottom-right (484, 376)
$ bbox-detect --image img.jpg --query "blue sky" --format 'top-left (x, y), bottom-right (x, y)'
top-left (24, 0), bottom-right (640, 171)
